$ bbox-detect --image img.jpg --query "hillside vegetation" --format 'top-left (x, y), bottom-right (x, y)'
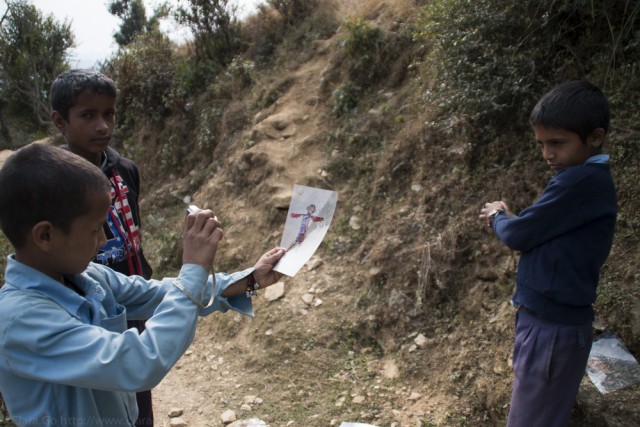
top-left (1, 0), bottom-right (639, 425)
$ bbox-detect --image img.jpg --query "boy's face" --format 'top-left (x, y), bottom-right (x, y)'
top-left (46, 190), bottom-right (111, 278)
top-left (533, 125), bottom-right (603, 172)
top-left (52, 90), bottom-right (116, 166)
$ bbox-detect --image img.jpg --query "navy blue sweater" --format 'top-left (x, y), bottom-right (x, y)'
top-left (492, 163), bottom-right (616, 325)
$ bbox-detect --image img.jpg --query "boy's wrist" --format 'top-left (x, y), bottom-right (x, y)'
top-left (487, 208), bottom-right (505, 224)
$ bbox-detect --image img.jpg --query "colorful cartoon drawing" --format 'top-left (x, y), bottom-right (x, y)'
top-left (288, 204), bottom-right (324, 249)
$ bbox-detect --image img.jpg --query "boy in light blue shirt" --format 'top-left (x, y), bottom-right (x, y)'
top-left (0, 143), bottom-right (285, 426)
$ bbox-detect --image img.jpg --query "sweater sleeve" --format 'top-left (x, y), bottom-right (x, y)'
top-left (493, 167), bottom-right (614, 252)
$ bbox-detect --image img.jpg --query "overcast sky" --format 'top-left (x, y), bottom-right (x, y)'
top-left (25, 0), bottom-right (265, 68)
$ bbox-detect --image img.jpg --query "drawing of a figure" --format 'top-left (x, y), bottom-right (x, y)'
top-left (289, 204), bottom-right (324, 248)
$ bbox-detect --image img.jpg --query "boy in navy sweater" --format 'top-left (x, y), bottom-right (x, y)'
top-left (479, 80), bottom-right (617, 427)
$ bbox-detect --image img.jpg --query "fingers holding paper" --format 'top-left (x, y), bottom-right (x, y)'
top-left (253, 247), bottom-right (287, 288)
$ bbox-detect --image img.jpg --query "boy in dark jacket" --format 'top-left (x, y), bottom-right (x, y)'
top-left (479, 80), bottom-right (617, 427)
top-left (51, 69), bottom-right (155, 425)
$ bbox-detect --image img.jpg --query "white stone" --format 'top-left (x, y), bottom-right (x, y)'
top-left (349, 215), bottom-right (361, 230)
top-left (414, 333), bottom-right (429, 348)
top-left (169, 417), bottom-right (187, 427)
top-left (168, 408), bottom-right (184, 417)
top-left (221, 409), bottom-right (237, 424)
top-left (301, 293), bottom-right (315, 305)
top-left (352, 395), bottom-right (366, 404)
top-left (264, 281), bottom-right (285, 301)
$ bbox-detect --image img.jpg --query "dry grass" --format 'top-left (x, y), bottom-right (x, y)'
top-left (333, 0), bottom-right (416, 20)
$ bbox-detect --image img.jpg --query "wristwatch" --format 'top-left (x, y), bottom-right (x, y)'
top-left (487, 208), bottom-right (505, 222)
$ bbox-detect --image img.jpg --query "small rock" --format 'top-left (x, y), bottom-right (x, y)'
top-left (169, 417), bottom-right (187, 427)
top-left (301, 293), bottom-right (314, 305)
top-left (264, 281), bottom-right (285, 301)
top-left (228, 419), bottom-right (268, 427)
top-left (221, 409), bottom-right (237, 424)
top-left (382, 360), bottom-right (399, 379)
top-left (414, 333), bottom-right (429, 348)
top-left (168, 408), bottom-right (184, 418)
top-left (307, 257), bottom-right (324, 270)
top-left (349, 215), bottom-right (361, 230)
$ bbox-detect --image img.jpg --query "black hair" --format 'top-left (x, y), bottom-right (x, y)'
top-left (530, 80), bottom-right (610, 142)
top-left (50, 69), bottom-right (117, 120)
top-left (0, 143), bottom-right (111, 249)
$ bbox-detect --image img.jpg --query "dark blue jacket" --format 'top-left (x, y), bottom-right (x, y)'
top-left (493, 163), bottom-right (616, 325)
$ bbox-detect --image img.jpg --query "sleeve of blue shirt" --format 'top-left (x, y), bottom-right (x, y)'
top-left (1, 263), bottom-right (254, 392)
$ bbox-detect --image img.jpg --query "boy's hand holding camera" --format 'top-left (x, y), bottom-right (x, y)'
top-left (183, 208), bottom-right (223, 271)
top-left (185, 205), bottom-right (286, 294)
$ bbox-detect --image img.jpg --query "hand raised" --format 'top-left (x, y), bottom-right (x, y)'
top-left (182, 208), bottom-right (223, 271)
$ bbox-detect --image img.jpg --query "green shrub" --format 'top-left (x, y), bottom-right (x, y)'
top-left (103, 31), bottom-right (177, 135)
top-left (416, 0), bottom-right (640, 145)
top-left (331, 81), bottom-right (361, 117)
top-left (174, 0), bottom-right (245, 88)
top-left (341, 17), bottom-right (387, 87)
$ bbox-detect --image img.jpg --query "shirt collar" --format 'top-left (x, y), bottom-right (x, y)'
top-left (584, 154), bottom-right (610, 165)
top-left (3, 255), bottom-right (105, 318)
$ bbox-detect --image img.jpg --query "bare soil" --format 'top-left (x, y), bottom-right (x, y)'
top-left (137, 4), bottom-right (640, 426)
top-left (3, 1), bottom-right (638, 426)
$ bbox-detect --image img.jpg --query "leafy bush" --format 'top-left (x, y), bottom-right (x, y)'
top-left (174, 0), bottom-right (245, 89)
top-left (341, 17), bottom-right (387, 87)
top-left (102, 31), bottom-right (177, 146)
top-left (267, 0), bottom-right (319, 27)
top-left (0, 0), bottom-right (73, 145)
top-left (331, 81), bottom-right (361, 117)
top-left (416, 0), bottom-right (640, 145)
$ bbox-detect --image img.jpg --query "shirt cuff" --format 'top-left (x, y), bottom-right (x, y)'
top-left (199, 267), bottom-right (255, 317)
top-left (175, 264), bottom-right (209, 300)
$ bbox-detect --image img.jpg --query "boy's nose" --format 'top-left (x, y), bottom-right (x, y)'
top-left (96, 119), bottom-right (110, 133)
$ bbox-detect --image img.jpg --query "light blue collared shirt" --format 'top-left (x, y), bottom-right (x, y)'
top-left (0, 256), bottom-right (253, 426)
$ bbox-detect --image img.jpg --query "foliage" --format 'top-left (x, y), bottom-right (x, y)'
top-left (416, 0), bottom-right (640, 145)
top-left (0, 0), bottom-right (73, 135)
top-left (331, 81), bottom-right (361, 117)
top-left (341, 17), bottom-right (387, 87)
top-left (108, 0), bottom-right (170, 47)
top-left (267, 0), bottom-right (318, 27)
top-left (102, 31), bottom-right (177, 155)
top-left (244, 0), bottom-right (333, 65)
top-left (174, 0), bottom-right (244, 90)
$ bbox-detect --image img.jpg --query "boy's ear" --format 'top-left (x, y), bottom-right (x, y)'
top-left (588, 128), bottom-right (606, 149)
top-left (51, 111), bottom-right (67, 133)
top-left (32, 221), bottom-right (55, 251)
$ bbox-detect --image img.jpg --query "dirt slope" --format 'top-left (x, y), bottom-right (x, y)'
top-left (135, 2), bottom-right (640, 427)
